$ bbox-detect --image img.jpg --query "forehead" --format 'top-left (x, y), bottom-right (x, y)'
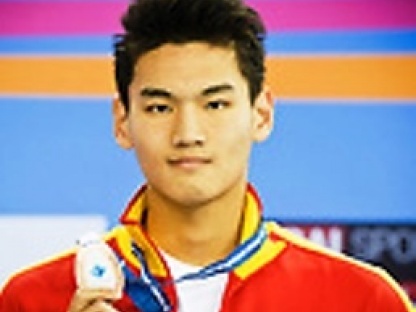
top-left (131, 42), bottom-right (248, 96)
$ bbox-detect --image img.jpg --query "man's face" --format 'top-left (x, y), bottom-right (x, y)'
top-left (114, 42), bottom-right (273, 207)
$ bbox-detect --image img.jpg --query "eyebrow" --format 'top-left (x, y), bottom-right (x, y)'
top-left (140, 87), bottom-right (172, 98)
top-left (201, 83), bottom-right (234, 96)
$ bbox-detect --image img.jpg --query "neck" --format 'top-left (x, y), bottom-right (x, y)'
top-left (145, 184), bottom-right (247, 266)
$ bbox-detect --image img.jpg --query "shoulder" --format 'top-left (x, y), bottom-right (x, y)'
top-left (0, 248), bottom-right (77, 311)
top-left (264, 221), bottom-right (413, 310)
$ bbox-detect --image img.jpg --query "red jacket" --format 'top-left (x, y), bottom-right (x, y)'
top-left (1, 186), bottom-right (413, 312)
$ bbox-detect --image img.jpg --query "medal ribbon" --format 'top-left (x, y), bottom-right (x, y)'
top-left (122, 222), bottom-right (267, 312)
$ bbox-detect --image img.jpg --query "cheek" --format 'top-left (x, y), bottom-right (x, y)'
top-left (216, 117), bottom-right (253, 156)
top-left (134, 141), bottom-right (166, 184)
top-left (129, 125), bottom-right (166, 167)
top-left (130, 118), bottom-right (170, 148)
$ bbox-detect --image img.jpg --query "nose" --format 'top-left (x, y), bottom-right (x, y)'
top-left (171, 104), bottom-right (205, 148)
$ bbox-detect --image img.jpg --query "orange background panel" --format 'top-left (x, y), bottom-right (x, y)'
top-left (266, 55), bottom-right (416, 100)
top-left (0, 56), bottom-right (114, 96)
top-left (0, 55), bottom-right (415, 99)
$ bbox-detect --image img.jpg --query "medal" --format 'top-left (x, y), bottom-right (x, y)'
top-left (75, 232), bottom-right (124, 299)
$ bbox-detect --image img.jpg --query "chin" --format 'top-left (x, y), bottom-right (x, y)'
top-left (169, 183), bottom-right (227, 207)
top-left (170, 190), bottom-right (214, 208)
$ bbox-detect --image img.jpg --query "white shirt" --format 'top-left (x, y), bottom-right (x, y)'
top-left (161, 251), bottom-right (228, 312)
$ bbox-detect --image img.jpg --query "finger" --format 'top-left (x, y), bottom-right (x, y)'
top-left (67, 288), bottom-right (118, 312)
top-left (83, 300), bottom-right (120, 312)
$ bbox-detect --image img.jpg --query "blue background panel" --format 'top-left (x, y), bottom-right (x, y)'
top-left (253, 102), bottom-right (416, 222)
top-left (2, 30), bottom-right (416, 55)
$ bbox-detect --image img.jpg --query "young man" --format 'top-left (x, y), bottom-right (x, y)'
top-left (0, 0), bottom-right (413, 311)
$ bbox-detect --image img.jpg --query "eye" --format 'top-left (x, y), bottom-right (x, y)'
top-left (144, 104), bottom-right (173, 114)
top-left (205, 100), bottom-right (229, 110)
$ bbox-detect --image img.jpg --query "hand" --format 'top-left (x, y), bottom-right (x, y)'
top-left (67, 288), bottom-right (120, 312)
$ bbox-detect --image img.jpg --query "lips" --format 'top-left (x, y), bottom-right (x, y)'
top-left (167, 156), bottom-right (212, 169)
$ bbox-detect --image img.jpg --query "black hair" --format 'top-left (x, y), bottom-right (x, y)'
top-left (114, 0), bottom-right (266, 111)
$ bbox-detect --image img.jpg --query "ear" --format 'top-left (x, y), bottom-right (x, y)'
top-left (113, 96), bottom-right (133, 149)
top-left (251, 86), bottom-right (275, 142)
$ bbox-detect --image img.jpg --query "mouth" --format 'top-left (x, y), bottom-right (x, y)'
top-left (167, 156), bottom-right (212, 170)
